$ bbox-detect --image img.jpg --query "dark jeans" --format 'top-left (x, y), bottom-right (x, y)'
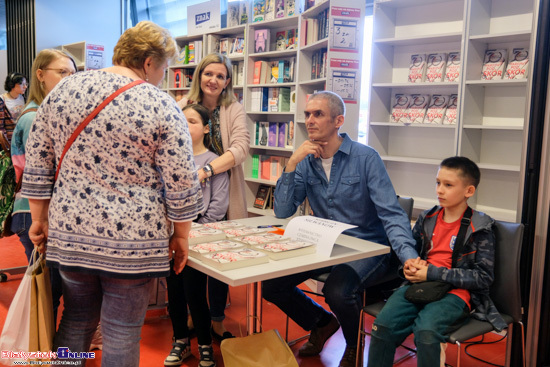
top-left (166, 264), bottom-right (212, 345)
top-left (263, 253), bottom-right (391, 347)
top-left (208, 276), bottom-right (228, 322)
top-left (368, 285), bottom-right (470, 367)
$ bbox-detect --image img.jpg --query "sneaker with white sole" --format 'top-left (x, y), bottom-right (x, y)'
top-left (164, 338), bottom-right (191, 366)
top-left (198, 344), bottom-right (216, 367)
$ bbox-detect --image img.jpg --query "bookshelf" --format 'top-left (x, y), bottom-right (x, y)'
top-left (368, 0), bottom-right (537, 221)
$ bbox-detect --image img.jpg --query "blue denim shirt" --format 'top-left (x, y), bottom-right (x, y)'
top-left (274, 134), bottom-right (418, 264)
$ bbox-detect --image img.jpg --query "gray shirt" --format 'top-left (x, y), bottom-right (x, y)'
top-left (195, 150), bottom-right (230, 223)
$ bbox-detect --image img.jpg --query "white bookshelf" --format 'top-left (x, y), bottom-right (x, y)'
top-left (368, 0), bottom-right (537, 222)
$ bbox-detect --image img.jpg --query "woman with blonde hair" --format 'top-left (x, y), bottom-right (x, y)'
top-left (176, 53), bottom-right (249, 344)
top-left (23, 21), bottom-right (203, 367)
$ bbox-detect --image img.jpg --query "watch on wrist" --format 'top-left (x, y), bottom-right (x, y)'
top-left (203, 164), bottom-right (214, 178)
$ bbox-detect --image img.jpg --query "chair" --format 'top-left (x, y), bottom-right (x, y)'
top-left (356, 220), bottom-right (525, 367)
top-left (284, 196), bottom-right (414, 343)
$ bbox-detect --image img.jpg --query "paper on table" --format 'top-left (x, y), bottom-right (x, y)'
top-left (284, 216), bottom-right (357, 257)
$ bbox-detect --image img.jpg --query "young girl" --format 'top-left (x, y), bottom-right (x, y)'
top-left (165, 104), bottom-right (229, 367)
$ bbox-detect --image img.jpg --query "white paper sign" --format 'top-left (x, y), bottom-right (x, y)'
top-left (284, 216), bottom-right (356, 257)
top-left (187, 0), bottom-right (221, 36)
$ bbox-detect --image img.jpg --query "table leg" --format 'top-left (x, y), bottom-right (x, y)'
top-left (246, 281), bottom-right (263, 335)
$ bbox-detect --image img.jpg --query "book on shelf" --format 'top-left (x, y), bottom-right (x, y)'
top-left (408, 94), bottom-right (430, 124)
top-left (201, 249), bottom-right (269, 271)
top-left (287, 29), bottom-right (297, 49)
top-left (189, 43), bottom-right (196, 64)
top-left (268, 88), bottom-right (279, 111)
top-left (253, 240), bottom-right (316, 260)
top-left (276, 31), bottom-right (287, 51)
top-left (443, 94), bottom-right (458, 125)
top-left (237, 61), bottom-right (244, 85)
top-left (219, 38), bottom-right (230, 55)
top-left (224, 225), bottom-right (270, 237)
top-left (175, 46), bottom-right (189, 65)
top-left (251, 153), bottom-right (260, 178)
top-left (286, 120), bottom-right (294, 147)
top-left (230, 37), bottom-right (245, 55)
top-left (265, 0), bottom-right (275, 20)
top-left (250, 87), bottom-right (262, 111)
top-left (278, 87), bottom-right (291, 112)
top-left (195, 40), bottom-right (203, 63)
top-left (444, 51), bottom-right (461, 82)
top-left (408, 54), bottom-right (427, 83)
top-left (253, 0), bottom-right (266, 22)
top-left (174, 69), bottom-right (183, 88)
top-left (240, 0), bottom-right (249, 24)
top-left (275, 0), bottom-right (285, 18)
top-left (505, 48), bottom-right (529, 79)
top-left (207, 34), bottom-right (221, 54)
top-left (260, 155), bottom-right (271, 180)
top-left (268, 122), bottom-right (278, 146)
top-left (270, 155), bottom-right (285, 180)
top-left (253, 185), bottom-right (272, 209)
top-left (289, 57), bottom-right (295, 82)
top-left (425, 53), bottom-right (447, 83)
top-left (390, 93), bottom-right (411, 123)
top-left (254, 29), bottom-right (270, 53)
top-left (424, 94), bottom-right (449, 124)
top-left (188, 226), bottom-right (227, 245)
top-left (203, 220), bottom-right (246, 230)
top-left (234, 233), bottom-right (288, 245)
top-left (257, 121), bottom-right (269, 146)
top-left (289, 91), bottom-right (296, 112)
top-left (270, 62), bottom-right (279, 83)
top-left (481, 49), bottom-right (507, 80)
top-left (189, 240), bottom-right (246, 259)
top-left (277, 122), bottom-right (286, 147)
top-left (227, 1), bottom-right (241, 27)
top-left (261, 87), bottom-right (269, 111)
top-left (286, 0), bottom-right (295, 16)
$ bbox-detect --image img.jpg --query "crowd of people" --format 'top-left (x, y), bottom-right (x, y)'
top-left (2, 20), bottom-right (503, 367)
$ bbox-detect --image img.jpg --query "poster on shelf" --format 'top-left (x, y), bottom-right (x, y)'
top-left (329, 6), bottom-right (361, 52)
top-left (187, 0), bottom-right (221, 36)
top-left (327, 58), bottom-right (360, 104)
top-left (85, 44), bottom-right (104, 70)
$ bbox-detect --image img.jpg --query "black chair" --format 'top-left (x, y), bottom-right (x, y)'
top-left (284, 196), bottom-right (414, 344)
top-left (356, 220), bottom-right (525, 367)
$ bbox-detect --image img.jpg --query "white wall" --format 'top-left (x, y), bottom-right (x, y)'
top-left (0, 50), bottom-right (7, 92)
top-left (35, 0), bottom-right (121, 67)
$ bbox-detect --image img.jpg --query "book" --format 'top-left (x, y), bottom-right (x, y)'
top-left (275, 31), bottom-right (287, 51)
top-left (219, 38), bottom-right (230, 55)
top-left (224, 225), bottom-right (270, 237)
top-left (253, 0), bottom-right (266, 22)
top-left (286, 120), bottom-right (294, 147)
top-left (287, 29), bottom-right (297, 49)
top-left (424, 94), bottom-right (450, 124)
top-left (203, 220), bottom-right (246, 230)
top-left (250, 87), bottom-right (263, 111)
top-left (237, 61), bottom-right (245, 85)
top-left (189, 240), bottom-right (246, 259)
top-left (188, 226), bottom-right (227, 245)
top-left (234, 233), bottom-right (288, 245)
top-left (261, 87), bottom-right (269, 111)
top-left (277, 122), bottom-right (286, 147)
top-left (268, 122), bottom-right (278, 146)
top-left (253, 185), bottom-right (271, 209)
top-left (443, 94), bottom-right (458, 125)
top-left (278, 87), bottom-right (290, 112)
top-left (254, 29), bottom-right (270, 53)
top-left (286, 0), bottom-right (295, 16)
top-left (408, 54), bottom-right (427, 83)
top-left (390, 93), bottom-right (411, 123)
top-left (270, 156), bottom-right (284, 180)
top-left (253, 240), bottom-right (316, 260)
top-left (188, 42), bottom-right (195, 64)
top-left (505, 48), bottom-right (529, 79)
top-left (408, 94), bottom-right (430, 124)
top-left (207, 34), bottom-right (221, 54)
top-left (258, 121), bottom-right (269, 146)
top-left (231, 37), bottom-right (245, 55)
top-left (444, 51), bottom-right (461, 82)
top-left (481, 49), bottom-right (507, 80)
top-left (227, 1), bottom-right (241, 27)
top-left (275, 0), bottom-right (285, 18)
top-left (289, 91), bottom-right (296, 112)
top-left (174, 69), bottom-right (183, 88)
top-left (240, 0), bottom-right (249, 24)
top-left (270, 62), bottom-right (279, 83)
top-left (265, 0), bottom-right (275, 20)
top-left (425, 53), bottom-right (447, 82)
top-left (201, 249), bottom-right (269, 271)
top-left (251, 153), bottom-right (260, 178)
top-left (260, 154), bottom-right (271, 180)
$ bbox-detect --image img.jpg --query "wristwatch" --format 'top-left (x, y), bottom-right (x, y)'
top-left (202, 163), bottom-right (214, 178)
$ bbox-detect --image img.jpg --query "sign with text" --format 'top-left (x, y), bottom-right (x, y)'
top-left (284, 216), bottom-right (356, 257)
top-left (187, 0), bottom-right (221, 36)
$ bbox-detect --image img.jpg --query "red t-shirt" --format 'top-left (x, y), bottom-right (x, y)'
top-left (427, 210), bottom-right (471, 309)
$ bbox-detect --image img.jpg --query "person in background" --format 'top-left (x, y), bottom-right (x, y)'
top-left (178, 53), bottom-right (249, 340)
top-left (263, 91), bottom-right (419, 367)
top-left (367, 157), bottom-right (504, 366)
top-left (11, 49), bottom-right (76, 328)
top-left (23, 21), bottom-right (203, 367)
top-left (165, 104), bottom-right (229, 367)
top-left (0, 72), bottom-right (27, 141)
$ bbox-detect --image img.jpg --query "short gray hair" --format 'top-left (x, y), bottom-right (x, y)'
top-left (309, 91), bottom-right (345, 118)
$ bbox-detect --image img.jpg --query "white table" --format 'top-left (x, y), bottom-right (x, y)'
top-left (187, 215), bottom-right (390, 334)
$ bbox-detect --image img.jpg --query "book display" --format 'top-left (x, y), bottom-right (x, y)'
top-left (189, 240), bottom-right (247, 258)
top-left (368, 0), bottom-right (537, 222)
top-left (202, 249), bottom-right (269, 270)
top-left (253, 240), bottom-right (316, 260)
top-left (188, 226), bottom-right (228, 245)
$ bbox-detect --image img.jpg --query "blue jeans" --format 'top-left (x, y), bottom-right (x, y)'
top-left (11, 213), bottom-right (33, 262)
top-left (53, 270), bottom-right (154, 367)
top-left (368, 285), bottom-right (469, 367)
top-left (263, 253), bottom-right (391, 346)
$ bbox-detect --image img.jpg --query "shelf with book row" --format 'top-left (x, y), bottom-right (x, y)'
top-left (369, 0), bottom-right (536, 222)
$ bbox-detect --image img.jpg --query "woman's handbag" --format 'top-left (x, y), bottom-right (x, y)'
top-left (220, 319), bottom-right (298, 367)
top-left (405, 207), bottom-right (473, 304)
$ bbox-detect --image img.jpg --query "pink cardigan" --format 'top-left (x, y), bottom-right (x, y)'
top-left (219, 101), bottom-right (249, 219)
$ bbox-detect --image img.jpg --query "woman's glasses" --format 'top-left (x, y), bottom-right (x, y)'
top-left (43, 68), bottom-right (75, 78)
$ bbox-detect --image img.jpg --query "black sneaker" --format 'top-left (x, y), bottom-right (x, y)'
top-left (164, 338), bottom-right (191, 366)
top-left (198, 344), bottom-right (216, 367)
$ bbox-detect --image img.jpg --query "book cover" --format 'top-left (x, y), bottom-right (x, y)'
top-left (443, 94), bottom-right (458, 125)
top-left (224, 225), bottom-right (269, 237)
top-left (188, 43), bottom-right (195, 63)
top-left (277, 122), bottom-right (286, 147)
top-left (481, 49), bottom-right (507, 80)
top-left (234, 233), bottom-right (288, 245)
top-left (277, 60), bottom-right (286, 83)
top-left (270, 62), bottom-right (279, 83)
top-left (174, 69), bottom-right (183, 88)
top-left (275, 31), bottom-right (287, 51)
top-left (253, 60), bottom-right (262, 84)
top-left (176, 46), bottom-right (188, 65)
top-left (227, 1), bottom-right (240, 27)
top-left (288, 57), bottom-right (295, 82)
top-left (287, 29), bottom-right (297, 49)
top-left (253, 0), bottom-right (266, 22)
top-left (275, 0), bottom-right (285, 18)
top-left (254, 29), bottom-right (270, 53)
top-left (270, 156), bottom-right (284, 180)
top-left (289, 91), bottom-right (296, 112)
top-left (231, 37), bottom-right (245, 55)
top-left (219, 38), bottom-right (230, 55)
top-left (445, 51), bottom-right (461, 82)
top-left (253, 240), bottom-right (316, 260)
top-left (278, 87), bottom-right (290, 112)
top-left (201, 249), bottom-right (269, 271)
top-left (505, 48), bottom-right (529, 79)
top-left (425, 53), bottom-right (447, 83)
top-left (240, 0), bottom-right (249, 24)
top-left (253, 185), bottom-right (271, 209)
top-left (265, 0), bottom-right (275, 20)
top-left (189, 240), bottom-right (246, 259)
top-left (188, 227), bottom-right (227, 245)
top-left (237, 61), bottom-right (245, 85)
top-left (390, 94), bottom-right (411, 123)
top-left (286, 0), bottom-right (295, 16)
top-left (260, 155), bottom-right (271, 180)
top-left (268, 122), bottom-right (278, 147)
top-left (286, 120), bottom-right (294, 147)
top-left (251, 153), bottom-right (259, 178)
top-left (258, 121), bottom-right (269, 146)
top-left (250, 87), bottom-right (262, 111)
top-left (408, 94), bottom-right (430, 124)
top-left (261, 87), bottom-right (269, 111)
top-left (408, 54), bottom-right (426, 83)
top-left (203, 220), bottom-right (246, 230)
top-left (424, 94), bottom-right (450, 124)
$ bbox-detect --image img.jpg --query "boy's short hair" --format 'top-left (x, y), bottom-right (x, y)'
top-left (440, 156), bottom-right (480, 188)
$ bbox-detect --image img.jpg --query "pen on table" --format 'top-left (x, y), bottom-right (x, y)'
top-left (257, 225), bottom-right (283, 228)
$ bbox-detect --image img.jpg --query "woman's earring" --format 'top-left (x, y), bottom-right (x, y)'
top-left (40, 81), bottom-right (45, 90)
top-left (145, 74), bottom-right (149, 82)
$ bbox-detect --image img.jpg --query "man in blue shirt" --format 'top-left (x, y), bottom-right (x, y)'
top-left (262, 91), bottom-right (420, 367)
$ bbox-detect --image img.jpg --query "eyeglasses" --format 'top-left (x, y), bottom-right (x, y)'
top-left (202, 71), bottom-right (227, 82)
top-left (17, 83), bottom-right (28, 87)
top-left (43, 68), bottom-right (75, 77)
